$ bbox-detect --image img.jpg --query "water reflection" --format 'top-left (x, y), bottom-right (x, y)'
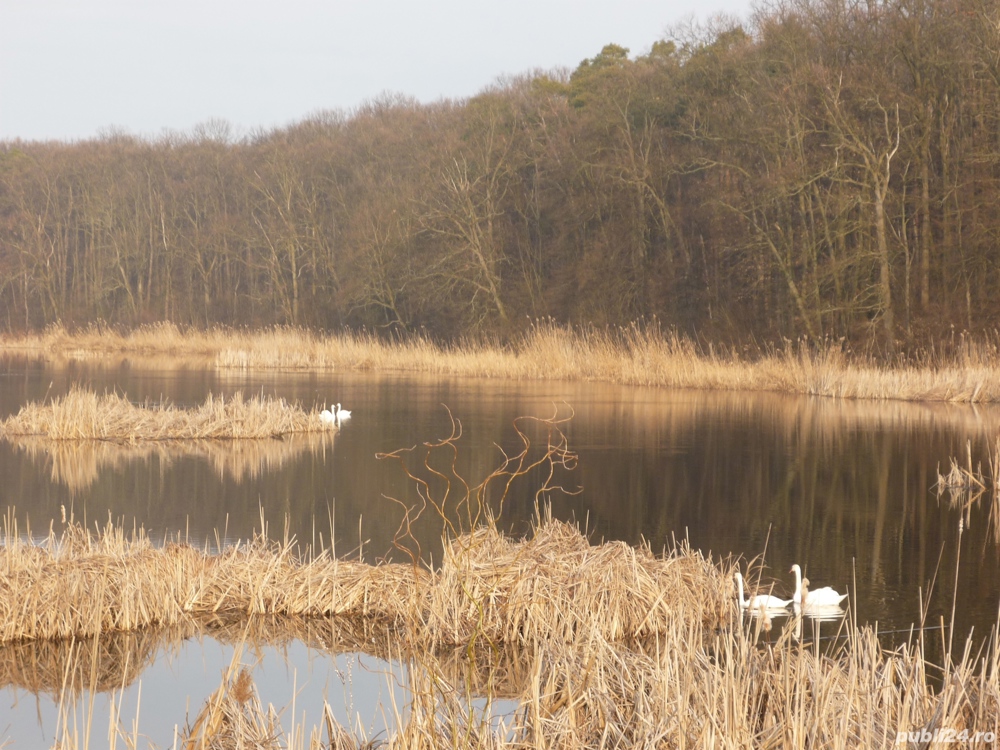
top-left (7, 431), bottom-right (336, 495)
top-left (1, 360), bottom-right (999, 644)
top-left (0, 616), bottom-right (521, 747)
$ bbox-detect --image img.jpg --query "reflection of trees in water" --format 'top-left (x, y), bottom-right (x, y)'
top-left (569, 389), bottom-right (1000, 641)
top-left (575, 389), bottom-right (1000, 547)
top-left (7, 431), bottom-right (336, 493)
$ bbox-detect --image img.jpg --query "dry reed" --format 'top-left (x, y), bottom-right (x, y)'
top-left (24, 613), bottom-right (1000, 749)
top-left (11, 514), bottom-right (1000, 748)
top-left (5, 321), bottom-right (1000, 402)
top-left (182, 665), bottom-right (282, 750)
top-left (0, 385), bottom-right (332, 441)
top-left (936, 438), bottom-right (1000, 544)
top-left (0, 513), bottom-right (722, 647)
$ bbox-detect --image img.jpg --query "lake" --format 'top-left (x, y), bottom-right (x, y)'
top-left (2, 356), bottom-right (998, 744)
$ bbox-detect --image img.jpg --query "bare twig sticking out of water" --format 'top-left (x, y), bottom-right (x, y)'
top-left (376, 403), bottom-right (581, 565)
top-left (935, 438), bottom-right (1000, 542)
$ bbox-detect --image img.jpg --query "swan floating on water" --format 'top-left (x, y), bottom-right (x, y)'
top-left (319, 403), bottom-right (351, 428)
top-left (793, 579), bottom-right (845, 621)
top-left (734, 571), bottom-right (792, 611)
top-left (790, 564), bottom-right (847, 609)
top-left (319, 405), bottom-right (337, 426)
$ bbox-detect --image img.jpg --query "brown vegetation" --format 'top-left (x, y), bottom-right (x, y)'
top-left (0, 384), bottom-right (330, 441)
top-left (936, 439), bottom-right (1000, 544)
top-left (8, 514), bottom-right (1000, 748)
top-left (8, 402), bottom-right (1000, 746)
top-left (7, 322), bottom-right (1000, 402)
top-left (0, 513), bottom-right (720, 647)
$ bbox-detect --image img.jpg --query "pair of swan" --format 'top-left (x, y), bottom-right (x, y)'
top-left (735, 564), bottom-right (847, 612)
top-left (319, 403), bottom-right (351, 428)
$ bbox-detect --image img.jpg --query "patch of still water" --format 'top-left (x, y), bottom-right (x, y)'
top-left (1, 625), bottom-right (519, 746)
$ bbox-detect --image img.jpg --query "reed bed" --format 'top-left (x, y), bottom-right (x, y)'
top-left (20, 526), bottom-right (1000, 748)
top-left (10, 408), bottom-right (1000, 747)
top-left (7, 514), bottom-right (1000, 747)
top-left (0, 514), bottom-right (724, 647)
top-left (0, 385), bottom-right (329, 441)
top-left (6, 321), bottom-right (1000, 402)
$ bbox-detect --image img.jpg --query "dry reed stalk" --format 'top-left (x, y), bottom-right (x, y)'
top-left (10, 516), bottom-right (1000, 748)
top-left (936, 438), bottom-right (1000, 545)
top-left (0, 385), bottom-right (330, 441)
top-left (6, 322), bottom-right (1000, 402)
top-left (181, 666), bottom-right (282, 750)
top-left (0, 513), bottom-right (721, 646)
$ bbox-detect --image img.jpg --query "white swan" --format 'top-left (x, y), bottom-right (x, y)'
top-left (334, 403), bottom-right (351, 427)
top-left (793, 579), bottom-right (844, 622)
top-left (319, 405), bottom-right (337, 427)
top-left (790, 564), bottom-right (847, 608)
top-left (734, 571), bottom-right (792, 611)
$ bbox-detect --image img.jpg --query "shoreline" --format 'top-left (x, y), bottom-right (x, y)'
top-left (2, 322), bottom-right (1000, 403)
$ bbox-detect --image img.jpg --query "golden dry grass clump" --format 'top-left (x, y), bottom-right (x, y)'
top-left (422, 516), bottom-right (727, 648)
top-left (0, 515), bottom-right (721, 648)
top-left (0, 518), bottom-right (422, 642)
top-left (0, 385), bottom-right (326, 441)
top-left (182, 666), bottom-right (282, 750)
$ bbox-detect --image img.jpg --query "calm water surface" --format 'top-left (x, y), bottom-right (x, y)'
top-left (2, 357), bottom-right (1000, 743)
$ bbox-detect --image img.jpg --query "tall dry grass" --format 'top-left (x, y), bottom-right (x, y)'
top-left (0, 511), bottom-right (722, 647)
top-left (21, 515), bottom-right (1000, 748)
top-left (5, 321), bottom-right (1000, 402)
top-left (0, 385), bottom-right (330, 441)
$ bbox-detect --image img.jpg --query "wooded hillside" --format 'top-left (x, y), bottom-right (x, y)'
top-left (2, 0), bottom-right (997, 351)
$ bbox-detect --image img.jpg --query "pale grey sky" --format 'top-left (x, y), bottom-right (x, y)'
top-left (1, 0), bottom-right (754, 143)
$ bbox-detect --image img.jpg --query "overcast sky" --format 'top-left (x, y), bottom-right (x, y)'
top-left (1, 0), bottom-right (754, 143)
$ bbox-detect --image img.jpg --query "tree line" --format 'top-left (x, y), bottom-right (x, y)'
top-left (1, 0), bottom-right (998, 350)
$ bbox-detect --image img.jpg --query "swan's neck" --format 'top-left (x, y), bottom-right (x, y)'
top-left (736, 574), bottom-right (747, 607)
top-left (792, 568), bottom-right (803, 603)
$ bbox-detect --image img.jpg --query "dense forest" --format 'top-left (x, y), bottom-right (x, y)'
top-left (1, 0), bottom-right (999, 350)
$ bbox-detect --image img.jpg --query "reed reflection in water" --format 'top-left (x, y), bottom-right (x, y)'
top-left (1, 362), bottom-right (999, 640)
top-left (8, 430), bottom-right (336, 496)
top-left (0, 617), bottom-right (520, 747)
